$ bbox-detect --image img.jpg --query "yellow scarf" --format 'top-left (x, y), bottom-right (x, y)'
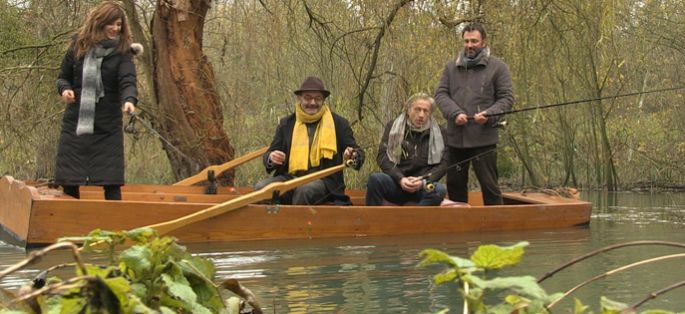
top-left (288, 104), bottom-right (337, 174)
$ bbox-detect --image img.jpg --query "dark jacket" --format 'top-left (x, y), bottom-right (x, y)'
top-left (376, 121), bottom-right (449, 184)
top-left (262, 112), bottom-right (364, 205)
top-left (434, 54), bottom-right (514, 148)
top-left (54, 43), bottom-right (137, 186)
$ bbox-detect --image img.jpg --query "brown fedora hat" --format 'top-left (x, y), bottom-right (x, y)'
top-left (294, 76), bottom-right (330, 98)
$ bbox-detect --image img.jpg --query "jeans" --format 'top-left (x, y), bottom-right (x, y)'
top-left (365, 173), bottom-right (446, 206)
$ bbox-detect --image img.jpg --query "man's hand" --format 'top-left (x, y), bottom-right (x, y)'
top-left (343, 147), bottom-right (357, 161)
top-left (474, 111), bottom-right (488, 125)
top-left (61, 89), bottom-right (75, 104)
top-left (400, 176), bottom-right (423, 193)
top-left (269, 150), bottom-right (286, 166)
top-left (455, 113), bottom-right (468, 126)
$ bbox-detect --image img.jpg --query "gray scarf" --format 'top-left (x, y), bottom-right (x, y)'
top-left (76, 38), bottom-right (118, 135)
top-left (386, 114), bottom-right (444, 165)
top-left (456, 46), bottom-right (490, 68)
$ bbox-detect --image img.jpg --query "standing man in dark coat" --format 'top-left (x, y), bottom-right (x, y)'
top-left (55, 1), bottom-right (138, 200)
top-left (434, 22), bottom-right (514, 205)
top-left (255, 76), bottom-right (364, 205)
top-left (366, 93), bottom-right (448, 206)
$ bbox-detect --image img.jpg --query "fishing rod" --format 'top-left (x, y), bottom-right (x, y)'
top-left (415, 146), bottom-right (498, 192)
top-left (469, 86), bottom-right (685, 119)
top-left (124, 112), bottom-right (201, 170)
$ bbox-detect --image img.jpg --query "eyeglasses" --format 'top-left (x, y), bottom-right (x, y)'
top-left (302, 95), bottom-right (324, 103)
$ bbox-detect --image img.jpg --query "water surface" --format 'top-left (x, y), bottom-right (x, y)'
top-left (1, 192), bottom-right (684, 313)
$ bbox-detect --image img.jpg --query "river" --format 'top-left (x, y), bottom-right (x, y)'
top-left (1, 192), bottom-right (684, 313)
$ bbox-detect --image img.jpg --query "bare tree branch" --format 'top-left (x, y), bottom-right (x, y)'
top-left (356, 0), bottom-right (414, 121)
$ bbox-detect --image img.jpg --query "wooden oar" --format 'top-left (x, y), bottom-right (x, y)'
top-left (173, 147), bottom-right (268, 186)
top-left (146, 163), bottom-right (346, 236)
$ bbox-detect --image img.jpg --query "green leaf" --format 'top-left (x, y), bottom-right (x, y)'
top-left (418, 249), bottom-right (477, 269)
top-left (433, 268), bottom-right (458, 285)
top-left (489, 303), bottom-right (518, 314)
top-left (638, 310), bottom-right (675, 314)
top-left (226, 297), bottom-right (241, 314)
top-left (418, 249), bottom-right (458, 268)
top-left (159, 306), bottom-right (177, 314)
top-left (178, 259), bottom-right (224, 312)
top-left (103, 277), bottom-right (132, 312)
top-left (574, 298), bottom-right (589, 314)
top-left (470, 242), bottom-right (528, 270)
top-left (160, 273), bottom-right (213, 314)
top-left (130, 283), bottom-right (148, 299)
top-left (119, 245), bottom-right (153, 278)
top-left (466, 275), bottom-right (548, 299)
top-left (56, 296), bottom-right (86, 314)
top-left (600, 296), bottom-right (629, 314)
top-left (125, 227), bottom-right (158, 243)
top-left (39, 295), bottom-right (63, 314)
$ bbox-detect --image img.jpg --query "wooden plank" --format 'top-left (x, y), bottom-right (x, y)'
top-left (80, 184), bottom-right (252, 194)
top-left (174, 147), bottom-right (268, 186)
top-left (0, 176), bottom-right (40, 246)
top-left (24, 194), bottom-right (591, 245)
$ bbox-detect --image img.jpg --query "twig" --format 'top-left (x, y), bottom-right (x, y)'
top-left (0, 242), bottom-right (87, 281)
top-left (11, 275), bottom-right (95, 304)
top-left (221, 279), bottom-right (263, 314)
top-left (538, 241), bottom-right (685, 283)
top-left (626, 279), bottom-right (685, 312)
top-left (357, 0), bottom-right (414, 121)
top-left (546, 253), bottom-right (685, 309)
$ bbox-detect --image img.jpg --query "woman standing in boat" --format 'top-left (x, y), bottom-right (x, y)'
top-left (55, 1), bottom-right (138, 200)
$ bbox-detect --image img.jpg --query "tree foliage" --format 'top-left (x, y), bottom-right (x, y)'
top-left (0, 0), bottom-right (683, 190)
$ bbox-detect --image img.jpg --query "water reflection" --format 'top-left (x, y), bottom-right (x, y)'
top-left (0, 192), bottom-right (683, 312)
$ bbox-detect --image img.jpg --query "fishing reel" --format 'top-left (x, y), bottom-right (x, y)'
top-left (345, 158), bottom-right (357, 167)
top-left (344, 148), bottom-right (361, 168)
top-left (423, 179), bottom-right (436, 192)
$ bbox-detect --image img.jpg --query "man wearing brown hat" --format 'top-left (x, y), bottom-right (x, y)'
top-left (254, 76), bottom-right (364, 205)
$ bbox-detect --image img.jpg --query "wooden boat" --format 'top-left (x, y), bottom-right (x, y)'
top-left (0, 174), bottom-right (591, 248)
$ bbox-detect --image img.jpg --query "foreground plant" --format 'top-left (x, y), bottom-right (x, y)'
top-left (418, 241), bottom-right (684, 314)
top-left (0, 228), bottom-right (261, 314)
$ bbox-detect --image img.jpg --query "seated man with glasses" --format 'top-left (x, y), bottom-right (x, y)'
top-left (254, 76), bottom-right (365, 205)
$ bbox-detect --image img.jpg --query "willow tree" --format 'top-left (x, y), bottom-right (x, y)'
top-left (150, 0), bottom-right (235, 183)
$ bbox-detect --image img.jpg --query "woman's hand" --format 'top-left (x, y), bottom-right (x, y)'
top-left (61, 90), bottom-right (76, 104)
top-left (122, 101), bottom-right (136, 114)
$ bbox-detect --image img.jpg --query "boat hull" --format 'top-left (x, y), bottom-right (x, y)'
top-left (0, 176), bottom-right (592, 248)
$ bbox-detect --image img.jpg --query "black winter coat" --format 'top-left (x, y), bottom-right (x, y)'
top-left (376, 121), bottom-right (449, 184)
top-left (262, 112), bottom-right (365, 204)
top-left (55, 44), bottom-right (137, 186)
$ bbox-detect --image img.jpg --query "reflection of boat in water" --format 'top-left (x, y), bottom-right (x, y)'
top-left (0, 174), bottom-right (592, 248)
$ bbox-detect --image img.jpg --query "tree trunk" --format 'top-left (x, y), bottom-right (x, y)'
top-left (151, 0), bottom-right (235, 184)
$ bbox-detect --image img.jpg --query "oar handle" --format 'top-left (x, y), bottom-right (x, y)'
top-left (147, 163), bottom-right (347, 236)
top-left (174, 147), bottom-right (268, 186)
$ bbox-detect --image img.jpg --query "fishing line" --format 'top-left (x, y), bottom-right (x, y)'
top-left (124, 112), bottom-right (201, 170)
top-left (472, 86), bottom-right (685, 119)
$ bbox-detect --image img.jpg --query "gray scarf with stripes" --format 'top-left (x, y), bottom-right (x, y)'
top-left (386, 114), bottom-right (444, 165)
top-left (76, 38), bottom-right (118, 135)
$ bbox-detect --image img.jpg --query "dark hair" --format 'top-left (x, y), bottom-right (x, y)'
top-left (72, 1), bottom-right (132, 59)
top-left (462, 22), bottom-right (487, 40)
